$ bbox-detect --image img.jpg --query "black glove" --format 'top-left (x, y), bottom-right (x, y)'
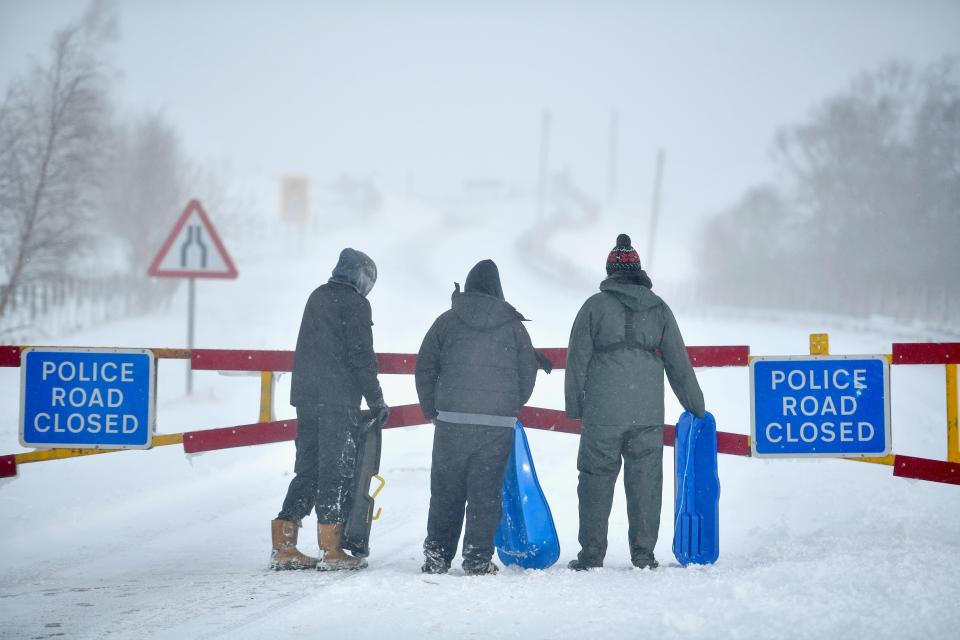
top-left (535, 350), bottom-right (555, 374)
top-left (362, 396), bottom-right (390, 433)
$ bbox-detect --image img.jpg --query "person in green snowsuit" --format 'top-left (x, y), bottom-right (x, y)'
top-left (565, 234), bottom-right (705, 570)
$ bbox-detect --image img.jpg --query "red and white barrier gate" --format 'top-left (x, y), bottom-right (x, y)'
top-left (2, 337), bottom-right (958, 485)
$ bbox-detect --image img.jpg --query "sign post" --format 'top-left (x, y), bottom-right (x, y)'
top-left (750, 355), bottom-right (891, 458)
top-left (20, 347), bottom-right (156, 449)
top-left (148, 199), bottom-right (238, 395)
top-left (187, 277), bottom-right (195, 393)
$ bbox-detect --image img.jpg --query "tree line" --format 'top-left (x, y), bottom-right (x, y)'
top-left (698, 58), bottom-right (960, 330)
top-left (0, 3), bottom-right (206, 337)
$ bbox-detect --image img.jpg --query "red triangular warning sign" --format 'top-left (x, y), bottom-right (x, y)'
top-left (148, 200), bottom-right (238, 279)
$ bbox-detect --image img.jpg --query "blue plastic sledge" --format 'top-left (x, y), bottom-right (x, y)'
top-left (494, 421), bottom-right (561, 569)
top-left (673, 411), bottom-right (720, 566)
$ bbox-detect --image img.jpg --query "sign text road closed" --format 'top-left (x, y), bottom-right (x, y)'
top-left (20, 348), bottom-right (156, 449)
top-left (750, 355), bottom-right (891, 458)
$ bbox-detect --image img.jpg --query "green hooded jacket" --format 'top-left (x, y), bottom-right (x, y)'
top-left (565, 277), bottom-right (705, 426)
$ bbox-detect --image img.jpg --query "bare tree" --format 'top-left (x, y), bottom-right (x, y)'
top-left (100, 111), bottom-right (190, 272)
top-left (0, 2), bottom-right (114, 320)
top-left (772, 61), bottom-right (921, 287)
top-left (698, 57), bottom-right (960, 324)
top-left (698, 185), bottom-right (796, 295)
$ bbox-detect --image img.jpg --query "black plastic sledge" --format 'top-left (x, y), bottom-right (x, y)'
top-left (341, 424), bottom-right (384, 558)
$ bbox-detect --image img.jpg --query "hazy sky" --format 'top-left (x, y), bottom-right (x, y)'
top-left (2, 0), bottom-right (959, 228)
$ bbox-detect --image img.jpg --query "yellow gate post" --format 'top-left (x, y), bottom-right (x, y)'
top-left (947, 364), bottom-right (959, 463)
top-left (259, 371), bottom-right (276, 423)
top-left (809, 333), bottom-right (830, 356)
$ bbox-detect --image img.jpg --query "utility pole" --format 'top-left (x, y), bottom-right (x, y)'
top-left (646, 149), bottom-right (666, 273)
top-left (607, 110), bottom-right (619, 209)
top-left (536, 110), bottom-right (552, 223)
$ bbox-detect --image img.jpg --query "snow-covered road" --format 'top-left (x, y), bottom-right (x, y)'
top-left (2, 202), bottom-right (958, 639)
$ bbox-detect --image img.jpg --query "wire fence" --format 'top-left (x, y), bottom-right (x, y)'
top-left (667, 280), bottom-right (960, 338)
top-left (0, 276), bottom-right (177, 345)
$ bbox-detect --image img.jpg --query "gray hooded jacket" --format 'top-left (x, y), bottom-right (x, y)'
top-left (289, 248), bottom-right (383, 409)
top-left (329, 248), bottom-right (378, 297)
top-left (415, 260), bottom-right (538, 426)
top-left (565, 276), bottom-right (704, 426)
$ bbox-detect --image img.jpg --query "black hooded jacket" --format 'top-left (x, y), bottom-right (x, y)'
top-left (290, 249), bottom-right (384, 409)
top-left (415, 260), bottom-right (538, 422)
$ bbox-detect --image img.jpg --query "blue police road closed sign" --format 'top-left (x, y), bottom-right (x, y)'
top-left (20, 347), bottom-right (156, 450)
top-left (750, 355), bottom-right (890, 458)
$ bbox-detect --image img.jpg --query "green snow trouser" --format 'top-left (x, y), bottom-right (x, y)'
top-left (575, 423), bottom-right (663, 566)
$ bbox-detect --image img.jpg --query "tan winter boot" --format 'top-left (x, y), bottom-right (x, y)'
top-left (269, 519), bottom-right (318, 570)
top-left (317, 523), bottom-right (367, 571)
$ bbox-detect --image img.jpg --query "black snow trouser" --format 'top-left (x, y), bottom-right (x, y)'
top-left (277, 405), bottom-right (361, 524)
top-left (575, 423), bottom-right (664, 566)
top-left (423, 421), bottom-right (514, 570)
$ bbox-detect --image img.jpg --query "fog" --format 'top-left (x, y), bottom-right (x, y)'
top-left (1, 0), bottom-right (959, 338)
top-left (3, 1), bottom-right (956, 203)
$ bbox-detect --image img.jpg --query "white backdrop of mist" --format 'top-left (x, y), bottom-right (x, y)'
top-left (1, 0), bottom-right (958, 317)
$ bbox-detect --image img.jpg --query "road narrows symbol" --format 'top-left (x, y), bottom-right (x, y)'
top-left (180, 225), bottom-right (209, 269)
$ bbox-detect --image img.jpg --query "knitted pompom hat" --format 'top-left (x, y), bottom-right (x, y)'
top-left (606, 233), bottom-right (642, 275)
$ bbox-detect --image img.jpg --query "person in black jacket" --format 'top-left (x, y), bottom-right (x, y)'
top-left (270, 248), bottom-right (389, 572)
top-left (415, 259), bottom-right (538, 575)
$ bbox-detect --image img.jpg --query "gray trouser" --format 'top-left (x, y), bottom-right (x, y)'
top-left (575, 423), bottom-right (664, 566)
top-left (424, 422), bottom-right (514, 570)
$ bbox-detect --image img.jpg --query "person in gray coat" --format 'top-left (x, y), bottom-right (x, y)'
top-left (415, 259), bottom-right (538, 575)
top-left (566, 234), bottom-right (705, 570)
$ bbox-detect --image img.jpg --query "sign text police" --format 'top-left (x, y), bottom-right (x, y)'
top-left (20, 348), bottom-right (156, 450)
top-left (750, 355), bottom-right (890, 458)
